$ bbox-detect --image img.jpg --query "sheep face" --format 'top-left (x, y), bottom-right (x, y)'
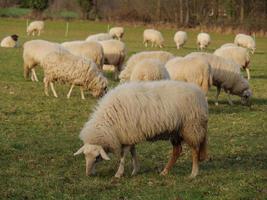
top-left (241, 89), bottom-right (252, 106)
top-left (91, 85), bottom-right (108, 98)
top-left (74, 144), bottom-right (110, 176)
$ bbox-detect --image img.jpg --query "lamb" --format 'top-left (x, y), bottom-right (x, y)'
top-left (197, 33), bottom-right (211, 50)
top-left (130, 59), bottom-right (170, 81)
top-left (119, 51), bottom-right (174, 83)
top-left (27, 21), bottom-right (44, 36)
top-left (99, 39), bottom-right (127, 80)
top-left (74, 80), bottom-right (208, 178)
top-left (41, 50), bottom-right (108, 99)
top-left (234, 33), bottom-right (256, 54)
top-left (143, 29), bottom-right (164, 48)
top-left (0, 34), bottom-right (19, 48)
top-left (23, 39), bottom-right (67, 82)
top-left (61, 40), bottom-right (104, 70)
top-left (214, 46), bottom-right (251, 80)
top-left (85, 33), bottom-right (113, 42)
top-left (165, 56), bottom-right (212, 96)
top-left (186, 52), bottom-right (252, 106)
top-left (109, 27), bottom-right (124, 40)
top-left (174, 31), bottom-right (187, 49)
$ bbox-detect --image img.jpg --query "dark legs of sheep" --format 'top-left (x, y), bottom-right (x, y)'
top-left (130, 145), bottom-right (140, 176)
top-left (160, 145), bottom-right (182, 176)
top-left (115, 146), bottom-right (130, 178)
top-left (215, 86), bottom-right (221, 106)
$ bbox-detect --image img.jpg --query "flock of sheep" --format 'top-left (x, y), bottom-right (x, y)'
top-left (1, 20), bottom-right (257, 178)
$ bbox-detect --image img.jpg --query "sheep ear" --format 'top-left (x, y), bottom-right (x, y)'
top-left (99, 148), bottom-right (110, 160)
top-left (74, 145), bottom-right (85, 156)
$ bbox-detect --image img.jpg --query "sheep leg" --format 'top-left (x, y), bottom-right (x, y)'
top-left (44, 77), bottom-right (49, 96)
top-left (226, 90), bottom-right (234, 105)
top-left (130, 145), bottom-right (140, 176)
top-left (246, 68), bottom-right (251, 80)
top-left (32, 68), bottom-right (39, 82)
top-left (50, 82), bottom-right (58, 98)
top-left (215, 86), bottom-right (221, 106)
top-left (67, 84), bottom-right (75, 99)
top-left (30, 72), bottom-right (35, 81)
top-left (115, 146), bottom-right (130, 178)
top-left (160, 145), bottom-right (182, 176)
top-left (80, 87), bottom-right (85, 100)
top-left (189, 147), bottom-right (199, 178)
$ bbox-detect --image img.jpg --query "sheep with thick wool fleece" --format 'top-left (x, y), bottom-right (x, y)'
top-left (186, 52), bottom-right (252, 106)
top-left (174, 31), bottom-right (187, 49)
top-left (234, 33), bottom-right (256, 54)
top-left (86, 33), bottom-right (113, 42)
top-left (61, 40), bottom-right (104, 70)
top-left (0, 34), bottom-right (18, 48)
top-left (214, 46), bottom-right (251, 80)
top-left (197, 33), bottom-right (211, 50)
top-left (41, 50), bottom-right (108, 99)
top-left (119, 51), bottom-right (174, 83)
top-left (220, 43), bottom-right (237, 48)
top-left (23, 39), bottom-right (67, 82)
top-left (27, 21), bottom-right (44, 36)
top-left (130, 59), bottom-right (170, 81)
top-left (74, 80), bottom-right (208, 178)
top-left (165, 56), bottom-right (212, 96)
top-left (109, 27), bottom-right (124, 40)
top-left (143, 29), bottom-right (164, 48)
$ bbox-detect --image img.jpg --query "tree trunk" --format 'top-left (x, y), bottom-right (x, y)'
top-left (240, 0), bottom-right (244, 22)
top-left (185, 0), bottom-right (190, 26)
top-left (179, 0), bottom-right (183, 25)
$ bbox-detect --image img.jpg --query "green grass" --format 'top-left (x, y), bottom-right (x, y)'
top-left (0, 7), bottom-right (31, 18)
top-left (0, 18), bottom-right (266, 200)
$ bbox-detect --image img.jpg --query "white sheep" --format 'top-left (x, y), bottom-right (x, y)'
top-left (234, 33), bottom-right (256, 54)
top-left (85, 33), bottom-right (113, 42)
top-left (61, 40), bottom-right (104, 70)
top-left (0, 34), bottom-right (19, 48)
top-left (174, 31), bottom-right (187, 49)
top-left (130, 59), bottom-right (170, 81)
top-left (109, 27), bottom-right (124, 40)
top-left (74, 80), bottom-right (208, 178)
top-left (99, 39), bottom-right (127, 80)
top-left (27, 21), bottom-right (44, 36)
top-left (220, 43), bottom-right (237, 48)
top-left (186, 52), bottom-right (252, 106)
top-left (197, 33), bottom-right (211, 50)
top-left (165, 56), bottom-right (212, 96)
top-left (23, 39), bottom-right (67, 82)
top-left (119, 51), bottom-right (174, 83)
top-left (214, 46), bottom-right (251, 80)
top-left (143, 29), bottom-right (164, 48)
top-left (41, 50), bottom-right (108, 99)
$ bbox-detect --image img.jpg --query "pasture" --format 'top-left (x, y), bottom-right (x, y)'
top-left (0, 18), bottom-right (266, 200)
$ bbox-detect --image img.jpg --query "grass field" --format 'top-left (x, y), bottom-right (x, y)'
top-left (0, 18), bottom-right (266, 200)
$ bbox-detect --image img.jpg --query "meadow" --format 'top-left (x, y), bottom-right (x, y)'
top-left (0, 18), bottom-right (266, 200)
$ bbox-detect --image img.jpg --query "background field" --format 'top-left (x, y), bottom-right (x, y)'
top-left (0, 18), bottom-right (266, 200)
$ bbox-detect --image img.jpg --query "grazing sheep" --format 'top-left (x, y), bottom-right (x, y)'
top-left (220, 43), bottom-right (237, 48)
top-left (143, 29), bottom-right (164, 48)
top-left (119, 51), bottom-right (174, 83)
top-left (61, 40), bottom-right (104, 70)
top-left (74, 80), bottom-right (208, 178)
top-left (165, 56), bottom-right (212, 96)
top-left (197, 33), bottom-right (211, 50)
top-left (86, 33), bottom-right (113, 42)
top-left (99, 39), bottom-right (126, 80)
top-left (41, 50), bottom-right (108, 99)
top-left (234, 33), bottom-right (256, 54)
top-left (214, 46), bottom-right (251, 80)
top-left (130, 59), bottom-right (170, 81)
top-left (174, 31), bottom-right (187, 49)
top-left (0, 34), bottom-right (19, 48)
top-left (23, 39), bottom-right (67, 82)
top-left (186, 52), bottom-right (252, 106)
top-left (109, 27), bottom-right (124, 40)
top-left (27, 21), bottom-right (44, 36)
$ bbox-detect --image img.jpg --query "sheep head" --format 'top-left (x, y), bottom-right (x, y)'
top-left (241, 89), bottom-right (252, 106)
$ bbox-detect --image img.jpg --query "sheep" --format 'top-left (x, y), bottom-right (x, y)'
top-left (41, 50), bottom-right (108, 99)
top-left (61, 40), bottom-right (104, 70)
top-left (220, 43), bottom-right (237, 48)
top-left (23, 39), bottom-right (67, 82)
top-left (165, 56), bottom-right (212, 96)
top-left (85, 33), bottom-right (113, 42)
top-left (98, 39), bottom-right (127, 80)
top-left (109, 27), bottom-right (124, 40)
top-left (214, 46), bottom-right (251, 80)
top-left (0, 34), bottom-right (19, 48)
top-left (174, 31), bottom-right (187, 49)
top-left (119, 51), bottom-right (174, 83)
top-left (234, 33), bottom-right (256, 54)
top-left (197, 33), bottom-right (211, 50)
top-left (130, 59), bottom-right (170, 81)
top-left (27, 21), bottom-right (44, 36)
top-left (186, 52), bottom-right (252, 106)
top-left (74, 80), bottom-right (208, 178)
top-left (143, 29), bottom-right (164, 48)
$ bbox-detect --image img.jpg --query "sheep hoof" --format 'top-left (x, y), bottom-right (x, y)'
top-left (160, 169), bottom-right (168, 176)
top-left (189, 172), bottom-right (198, 179)
top-left (131, 168), bottom-right (139, 176)
top-left (114, 173), bottom-right (122, 178)
top-left (215, 102), bottom-right (219, 106)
